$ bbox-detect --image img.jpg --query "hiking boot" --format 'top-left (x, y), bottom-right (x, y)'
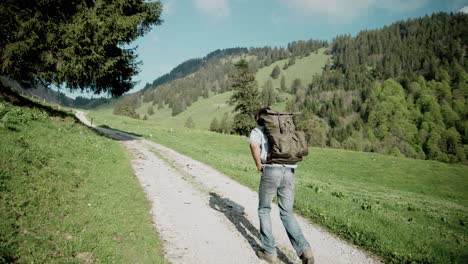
top-left (256, 250), bottom-right (278, 264)
top-left (300, 248), bottom-right (315, 264)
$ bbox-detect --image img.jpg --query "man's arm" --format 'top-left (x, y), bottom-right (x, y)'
top-left (249, 143), bottom-right (264, 172)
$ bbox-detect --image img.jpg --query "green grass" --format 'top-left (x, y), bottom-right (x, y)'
top-left (0, 92), bottom-right (166, 263)
top-left (87, 111), bottom-right (468, 264)
top-left (137, 92), bottom-right (234, 130)
top-left (255, 48), bottom-right (330, 89)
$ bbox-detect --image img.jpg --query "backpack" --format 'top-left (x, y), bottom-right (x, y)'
top-left (258, 107), bottom-right (308, 164)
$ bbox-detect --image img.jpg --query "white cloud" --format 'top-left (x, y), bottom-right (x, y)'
top-left (280, 0), bottom-right (429, 22)
top-left (193, 0), bottom-right (230, 19)
top-left (162, 0), bottom-right (176, 16)
top-left (378, 0), bottom-right (428, 12)
top-left (461, 6), bottom-right (468, 13)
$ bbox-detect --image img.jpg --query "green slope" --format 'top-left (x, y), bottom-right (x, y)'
top-left (0, 89), bottom-right (166, 263)
top-left (256, 47), bottom-right (330, 89)
top-left (88, 111), bottom-right (468, 264)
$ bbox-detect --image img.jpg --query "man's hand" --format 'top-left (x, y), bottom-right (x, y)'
top-left (257, 163), bottom-right (264, 172)
top-left (249, 143), bottom-right (263, 173)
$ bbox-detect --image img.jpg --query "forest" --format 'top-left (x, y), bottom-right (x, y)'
top-left (292, 13), bottom-right (467, 162)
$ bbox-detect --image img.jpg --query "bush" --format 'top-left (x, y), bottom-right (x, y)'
top-left (209, 117), bottom-right (219, 132)
top-left (0, 102), bottom-right (46, 131)
top-left (184, 116), bottom-right (195, 129)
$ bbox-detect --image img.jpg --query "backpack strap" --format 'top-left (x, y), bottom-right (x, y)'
top-left (276, 112), bottom-right (283, 134)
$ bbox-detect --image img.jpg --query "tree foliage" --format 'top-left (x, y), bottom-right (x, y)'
top-left (0, 0), bottom-right (163, 96)
top-left (209, 117), bottom-right (219, 132)
top-left (113, 93), bottom-right (140, 119)
top-left (260, 80), bottom-right (275, 107)
top-left (270, 65), bottom-right (281, 79)
top-left (229, 59), bottom-right (260, 135)
top-left (184, 116), bottom-right (195, 129)
top-left (294, 13), bottom-right (467, 163)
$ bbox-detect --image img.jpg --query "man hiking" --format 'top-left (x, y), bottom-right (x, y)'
top-left (249, 108), bottom-right (314, 264)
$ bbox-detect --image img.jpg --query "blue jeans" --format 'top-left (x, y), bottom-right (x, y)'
top-left (258, 164), bottom-right (310, 256)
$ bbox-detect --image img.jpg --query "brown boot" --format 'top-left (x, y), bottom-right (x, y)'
top-left (300, 248), bottom-right (315, 264)
top-left (256, 250), bottom-right (278, 264)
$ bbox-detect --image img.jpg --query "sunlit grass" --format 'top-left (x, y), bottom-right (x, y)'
top-left (0, 97), bottom-right (166, 263)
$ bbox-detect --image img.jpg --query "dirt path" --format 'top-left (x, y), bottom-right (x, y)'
top-left (76, 112), bottom-right (381, 264)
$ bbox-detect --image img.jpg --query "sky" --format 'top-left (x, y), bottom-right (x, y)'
top-left (61, 0), bottom-right (468, 98)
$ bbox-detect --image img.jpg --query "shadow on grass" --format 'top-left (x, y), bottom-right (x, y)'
top-left (208, 192), bottom-right (295, 264)
top-left (0, 82), bottom-right (72, 119)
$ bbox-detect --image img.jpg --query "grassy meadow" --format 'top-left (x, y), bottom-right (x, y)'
top-left (87, 110), bottom-right (468, 263)
top-left (138, 92), bottom-right (234, 130)
top-left (0, 91), bottom-right (166, 263)
top-left (255, 47), bottom-right (330, 89)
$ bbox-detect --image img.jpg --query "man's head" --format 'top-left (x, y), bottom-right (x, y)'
top-left (254, 107), bottom-right (268, 126)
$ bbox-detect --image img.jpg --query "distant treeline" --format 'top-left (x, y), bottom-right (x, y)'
top-left (1, 77), bottom-right (111, 109)
top-left (141, 47), bottom-right (248, 91)
top-left (293, 12), bottom-right (467, 162)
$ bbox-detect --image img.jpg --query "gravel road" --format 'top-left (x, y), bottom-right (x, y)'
top-left (75, 111), bottom-right (381, 264)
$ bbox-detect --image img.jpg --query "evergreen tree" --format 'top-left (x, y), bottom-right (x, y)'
top-left (288, 56), bottom-right (296, 66)
top-left (0, 0), bottom-right (163, 96)
top-left (229, 59), bottom-right (260, 135)
top-left (147, 106), bottom-right (155, 116)
top-left (113, 94), bottom-right (140, 119)
top-left (280, 76), bottom-right (287, 92)
top-left (219, 113), bottom-right (232, 134)
top-left (157, 100), bottom-right (164, 110)
top-left (260, 80), bottom-right (275, 107)
top-left (270, 65), bottom-right (281, 79)
top-left (209, 117), bottom-right (220, 132)
top-left (291, 78), bottom-right (302, 94)
top-left (184, 116), bottom-right (195, 129)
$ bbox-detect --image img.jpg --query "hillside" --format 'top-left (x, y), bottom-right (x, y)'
top-left (108, 48), bottom-right (330, 130)
top-left (0, 86), bottom-right (165, 263)
top-left (0, 77), bottom-right (112, 110)
top-left (296, 12), bottom-right (468, 163)
top-left (111, 40), bottom-right (327, 119)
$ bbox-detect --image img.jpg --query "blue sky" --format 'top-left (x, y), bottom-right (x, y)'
top-left (62, 0), bottom-right (468, 98)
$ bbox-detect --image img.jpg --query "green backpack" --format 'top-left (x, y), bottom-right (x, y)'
top-left (258, 107), bottom-right (308, 164)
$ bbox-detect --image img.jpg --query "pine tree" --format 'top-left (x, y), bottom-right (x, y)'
top-left (184, 116), bottom-right (195, 129)
top-left (209, 117), bottom-right (220, 132)
top-left (270, 65), bottom-right (281, 79)
top-left (290, 78), bottom-right (302, 94)
top-left (147, 106), bottom-right (155, 116)
top-left (280, 75), bottom-right (287, 92)
top-left (229, 59), bottom-right (260, 136)
top-left (218, 112), bottom-right (232, 134)
top-left (0, 0), bottom-right (163, 96)
top-left (260, 80), bottom-right (275, 107)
